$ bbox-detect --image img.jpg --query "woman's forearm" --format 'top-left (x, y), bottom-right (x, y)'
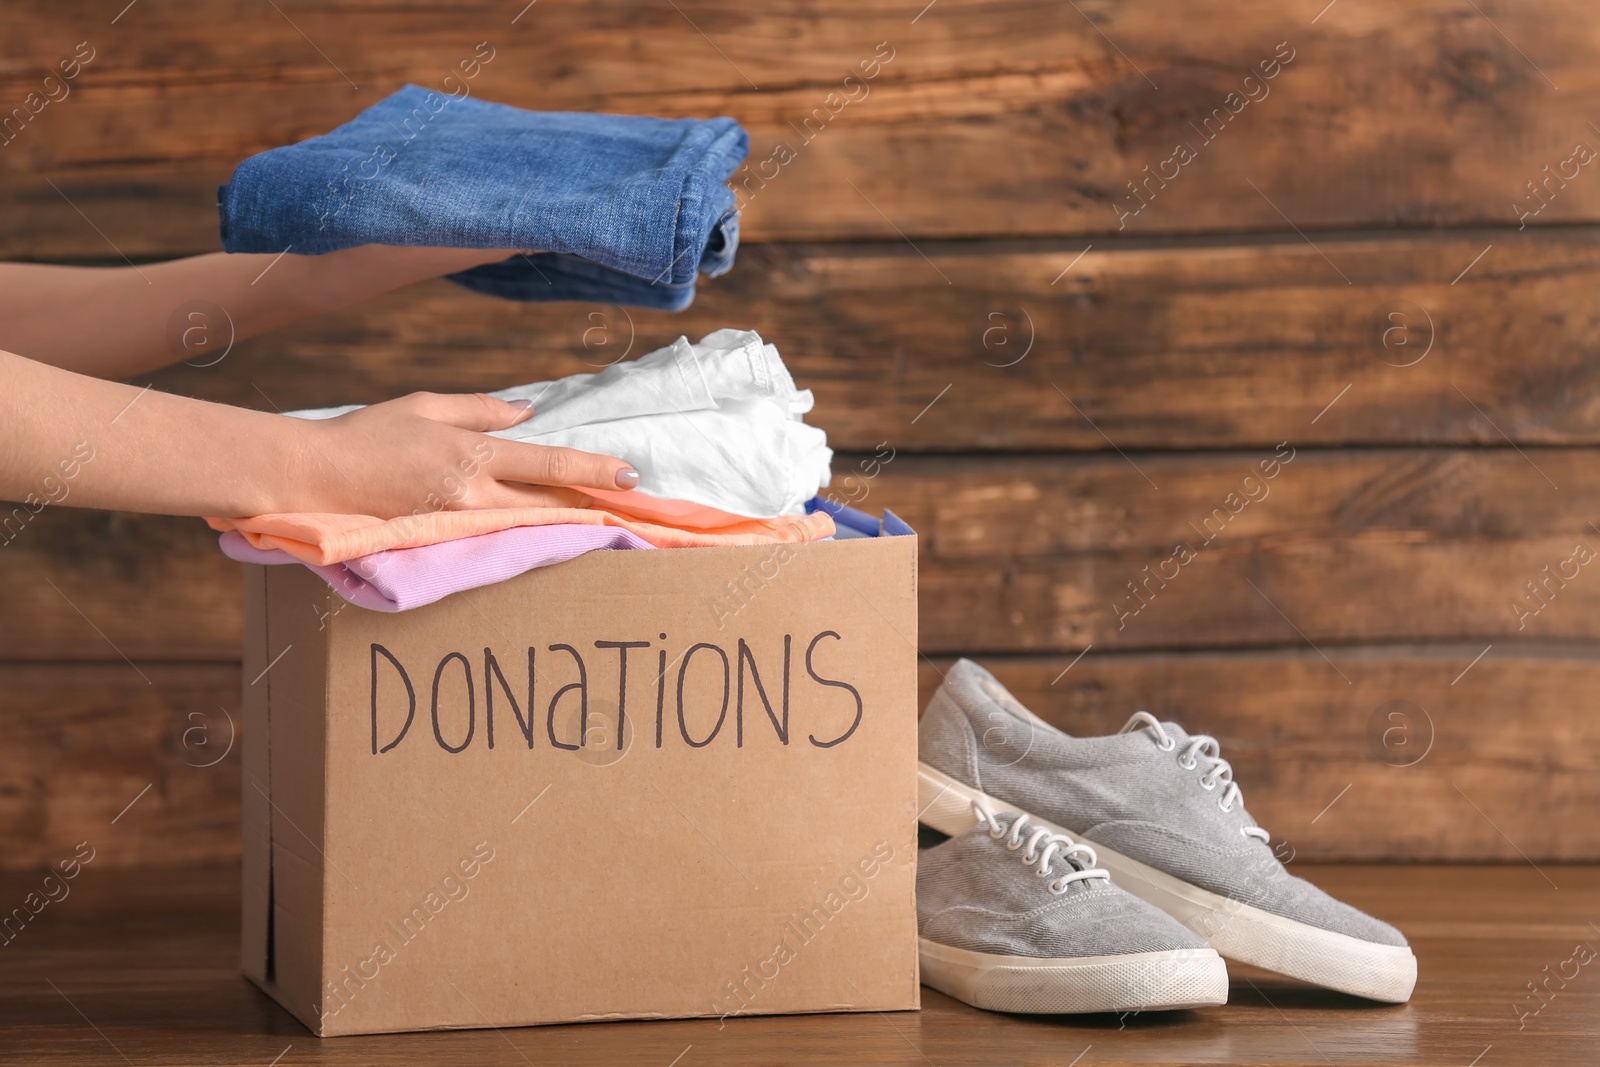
top-left (0, 348), bottom-right (636, 521)
top-left (0, 246), bottom-right (518, 379)
top-left (0, 348), bottom-right (308, 517)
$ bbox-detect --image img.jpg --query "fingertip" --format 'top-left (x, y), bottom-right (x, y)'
top-left (614, 467), bottom-right (640, 489)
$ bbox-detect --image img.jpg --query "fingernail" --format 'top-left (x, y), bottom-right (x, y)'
top-left (507, 399), bottom-right (533, 410)
top-left (615, 467), bottom-right (640, 489)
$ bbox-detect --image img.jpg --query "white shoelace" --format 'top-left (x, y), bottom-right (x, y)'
top-left (970, 802), bottom-right (1110, 894)
top-left (1121, 711), bottom-right (1272, 843)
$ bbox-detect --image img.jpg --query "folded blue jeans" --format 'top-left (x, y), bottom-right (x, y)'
top-left (217, 85), bottom-right (748, 310)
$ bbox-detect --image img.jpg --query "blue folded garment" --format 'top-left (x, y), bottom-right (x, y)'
top-left (217, 85), bottom-right (749, 310)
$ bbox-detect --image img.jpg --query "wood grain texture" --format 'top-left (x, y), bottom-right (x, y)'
top-left (3, 1), bottom-right (1598, 884)
top-left (5, 449), bottom-right (1597, 660)
top-left (883, 449), bottom-right (1600, 652)
top-left (3, 649), bottom-right (1595, 870)
top-left (1, 863), bottom-right (1595, 1063)
top-left (0, 663), bottom-right (239, 871)
top-left (4, 2), bottom-right (1600, 254)
top-left (0, 507), bottom-right (238, 662)
top-left (133, 233), bottom-right (1600, 452)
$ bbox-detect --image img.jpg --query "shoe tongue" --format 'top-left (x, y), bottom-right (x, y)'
top-left (997, 814), bottom-right (1095, 875)
top-left (1057, 845), bottom-right (1095, 874)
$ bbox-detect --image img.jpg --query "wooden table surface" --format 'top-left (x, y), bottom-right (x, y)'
top-left (1, 862), bottom-right (1594, 1065)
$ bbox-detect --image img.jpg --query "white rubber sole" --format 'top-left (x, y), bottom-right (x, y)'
top-left (919, 763), bottom-right (1418, 1004)
top-left (920, 939), bottom-right (1229, 1014)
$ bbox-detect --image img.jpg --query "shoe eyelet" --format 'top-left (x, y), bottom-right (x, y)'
top-left (1177, 755), bottom-right (1197, 770)
top-left (1157, 736), bottom-right (1176, 752)
top-left (1238, 826), bottom-right (1252, 839)
top-left (1199, 777), bottom-right (1217, 791)
top-left (1049, 884), bottom-right (1069, 896)
top-left (1218, 800), bottom-right (1232, 813)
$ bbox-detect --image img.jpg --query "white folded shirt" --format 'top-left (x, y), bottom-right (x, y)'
top-left (288, 328), bottom-right (833, 520)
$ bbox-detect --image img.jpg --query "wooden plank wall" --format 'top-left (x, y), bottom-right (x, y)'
top-left (3, 1), bottom-right (1598, 866)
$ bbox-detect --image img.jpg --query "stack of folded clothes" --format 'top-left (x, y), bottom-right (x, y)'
top-left (211, 330), bottom-right (837, 611)
top-left (212, 92), bottom-right (836, 610)
top-left (218, 85), bottom-right (748, 310)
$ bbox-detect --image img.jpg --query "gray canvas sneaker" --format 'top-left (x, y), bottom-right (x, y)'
top-left (917, 659), bottom-right (1417, 1004)
top-left (918, 803), bottom-right (1228, 1014)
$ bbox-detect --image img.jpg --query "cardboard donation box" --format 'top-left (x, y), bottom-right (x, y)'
top-left (238, 505), bottom-right (920, 1036)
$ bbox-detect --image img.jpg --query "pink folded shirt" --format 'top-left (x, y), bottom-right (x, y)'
top-left (219, 523), bottom-right (657, 613)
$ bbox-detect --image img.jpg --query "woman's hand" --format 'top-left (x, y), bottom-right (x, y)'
top-left (0, 351), bottom-right (636, 521)
top-left (298, 391), bottom-right (638, 516)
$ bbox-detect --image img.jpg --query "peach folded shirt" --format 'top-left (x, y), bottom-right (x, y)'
top-left (207, 505), bottom-right (835, 567)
